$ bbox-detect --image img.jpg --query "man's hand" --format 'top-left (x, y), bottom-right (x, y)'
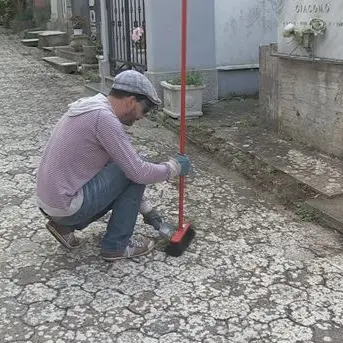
top-left (165, 153), bottom-right (191, 178)
top-left (172, 153), bottom-right (191, 176)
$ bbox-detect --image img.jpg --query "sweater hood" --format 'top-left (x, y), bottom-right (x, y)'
top-left (67, 93), bottom-right (113, 117)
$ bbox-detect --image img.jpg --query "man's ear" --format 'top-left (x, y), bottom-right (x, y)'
top-left (127, 96), bottom-right (136, 108)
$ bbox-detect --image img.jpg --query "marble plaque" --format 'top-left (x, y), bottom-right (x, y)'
top-left (278, 0), bottom-right (343, 60)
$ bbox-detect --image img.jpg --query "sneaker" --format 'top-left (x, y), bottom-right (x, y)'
top-left (45, 220), bottom-right (84, 249)
top-left (101, 236), bottom-right (155, 262)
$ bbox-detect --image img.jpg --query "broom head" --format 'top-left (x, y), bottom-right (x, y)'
top-left (165, 223), bottom-right (195, 257)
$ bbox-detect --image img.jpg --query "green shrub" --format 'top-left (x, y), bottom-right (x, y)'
top-left (0, 0), bottom-right (35, 31)
top-left (0, 0), bottom-right (15, 28)
top-left (168, 70), bottom-right (204, 86)
top-left (11, 8), bottom-right (34, 32)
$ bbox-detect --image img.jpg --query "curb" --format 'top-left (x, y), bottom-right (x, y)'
top-left (152, 111), bottom-right (317, 207)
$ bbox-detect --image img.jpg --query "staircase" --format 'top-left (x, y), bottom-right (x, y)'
top-left (21, 30), bottom-right (67, 47)
top-left (21, 30), bottom-right (98, 75)
top-left (21, 29), bottom-right (44, 46)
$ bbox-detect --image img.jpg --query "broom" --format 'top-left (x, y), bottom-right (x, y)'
top-left (165, 0), bottom-right (196, 257)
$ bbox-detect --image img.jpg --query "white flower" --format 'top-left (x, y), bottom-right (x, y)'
top-left (132, 27), bottom-right (144, 43)
top-left (284, 23), bottom-right (295, 32)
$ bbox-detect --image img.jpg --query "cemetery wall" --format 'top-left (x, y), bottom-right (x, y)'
top-left (259, 43), bottom-right (343, 158)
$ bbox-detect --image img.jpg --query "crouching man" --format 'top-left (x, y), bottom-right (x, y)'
top-left (36, 70), bottom-right (190, 262)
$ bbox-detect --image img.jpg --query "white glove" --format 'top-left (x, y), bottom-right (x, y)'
top-left (164, 158), bottom-right (181, 178)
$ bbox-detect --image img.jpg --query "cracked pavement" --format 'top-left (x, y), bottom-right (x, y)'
top-left (1, 29), bottom-right (343, 343)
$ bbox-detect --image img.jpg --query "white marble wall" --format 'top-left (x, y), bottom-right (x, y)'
top-left (278, 0), bottom-right (343, 60)
top-left (215, 0), bottom-right (278, 67)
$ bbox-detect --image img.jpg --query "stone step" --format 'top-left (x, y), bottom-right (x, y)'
top-left (156, 98), bottom-right (343, 235)
top-left (26, 30), bottom-right (45, 39)
top-left (21, 38), bottom-right (39, 47)
top-left (42, 56), bottom-right (78, 74)
top-left (43, 46), bottom-right (69, 54)
top-left (54, 46), bottom-right (97, 65)
top-left (41, 47), bottom-right (55, 57)
top-left (80, 64), bottom-right (99, 72)
top-left (214, 127), bottom-right (343, 198)
top-left (54, 47), bottom-right (83, 63)
top-left (305, 196), bottom-right (343, 234)
top-left (84, 82), bottom-right (111, 96)
top-left (157, 113), bottom-right (343, 200)
top-left (105, 75), bottom-right (114, 88)
top-left (42, 46), bottom-right (54, 52)
top-left (38, 31), bottom-right (68, 49)
top-left (39, 30), bottom-right (67, 36)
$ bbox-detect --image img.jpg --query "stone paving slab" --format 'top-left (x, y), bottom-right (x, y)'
top-left (1, 28), bottom-right (343, 343)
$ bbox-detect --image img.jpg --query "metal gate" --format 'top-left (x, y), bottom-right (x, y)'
top-left (107, 0), bottom-right (147, 75)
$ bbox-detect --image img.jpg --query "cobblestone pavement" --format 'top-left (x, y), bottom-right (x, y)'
top-left (2, 29), bottom-right (343, 343)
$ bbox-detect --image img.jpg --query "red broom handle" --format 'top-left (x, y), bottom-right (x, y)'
top-left (179, 0), bottom-right (187, 229)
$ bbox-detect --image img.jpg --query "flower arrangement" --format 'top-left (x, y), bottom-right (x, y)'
top-left (131, 26), bottom-right (145, 48)
top-left (283, 18), bottom-right (326, 49)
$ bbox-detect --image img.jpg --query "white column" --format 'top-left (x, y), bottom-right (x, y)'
top-left (99, 0), bottom-right (110, 82)
top-left (50, 0), bottom-right (58, 21)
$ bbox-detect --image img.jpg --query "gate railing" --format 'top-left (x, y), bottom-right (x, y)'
top-left (107, 0), bottom-right (147, 75)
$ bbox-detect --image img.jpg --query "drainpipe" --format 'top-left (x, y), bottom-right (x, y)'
top-left (99, 0), bottom-right (110, 87)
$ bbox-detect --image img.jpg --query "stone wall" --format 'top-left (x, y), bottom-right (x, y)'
top-left (259, 44), bottom-right (280, 130)
top-left (260, 43), bottom-right (343, 158)
top-left (215, 0), bottom-right (278, 97)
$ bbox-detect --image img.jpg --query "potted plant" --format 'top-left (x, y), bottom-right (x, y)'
top-left (161, 70), bottom-right (206, 119)
top-left (70, 16), bottom-right (86, 35)
top-left (95, 42), bottom-right (103, 60)
top-left (69, 16), bottom-right (89, 53)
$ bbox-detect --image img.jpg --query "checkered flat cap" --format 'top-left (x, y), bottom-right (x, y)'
top-left (111, 70), bottom-right (162, 105)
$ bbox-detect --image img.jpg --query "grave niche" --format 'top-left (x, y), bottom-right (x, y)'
top-left (278, 0), bottom-right (343, 60)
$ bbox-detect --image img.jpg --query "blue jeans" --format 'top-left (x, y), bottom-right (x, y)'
top-left (50, 163), bottom-right (145, 252)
